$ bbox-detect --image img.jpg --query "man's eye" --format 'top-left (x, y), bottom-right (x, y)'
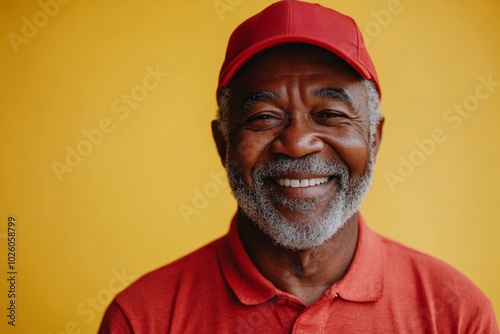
top-left (249, 114), bottom-right (275, 121)
top-left (243, 113), bottom-right (282, 130)
top-left (245, 112), bottom-right (282, 122)
top-left (317, 111), bottom-right (343, 119)
top-left (314, 110), bottom-right (352, 126)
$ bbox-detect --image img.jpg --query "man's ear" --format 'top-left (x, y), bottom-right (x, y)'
top-left (372, 116), bottom-right (384, 155)
top-left (212, 120), bottom-right (227, 167)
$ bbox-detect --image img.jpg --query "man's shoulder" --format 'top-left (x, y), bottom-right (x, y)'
top-left (378, 232), bottom-right (470, 281)
top-left (374, 230), bottom-right (496, 329)
top-left (115, 235), bottom-right (225, 307)
top-left (99, 235), bottom-right (229, 333)
top-left (378, 232), bottom-right (480, 291)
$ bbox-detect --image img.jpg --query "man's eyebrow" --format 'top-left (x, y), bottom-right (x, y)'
top-left (313, 88), bottom-right (353, 105)
top-left (243, 91), bottom-right (280, 110)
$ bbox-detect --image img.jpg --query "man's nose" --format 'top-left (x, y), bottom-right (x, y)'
top-left (270, 115), bottom-right (324, 158)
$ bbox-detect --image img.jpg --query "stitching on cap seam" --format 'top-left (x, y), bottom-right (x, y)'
top-left (349, 16), bottom-right (360, 60)
top-left (287, 0), bottom-right (291, 34)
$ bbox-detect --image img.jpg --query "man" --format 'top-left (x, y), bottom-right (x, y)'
top-left (99, 1), bottom-right (498, 333)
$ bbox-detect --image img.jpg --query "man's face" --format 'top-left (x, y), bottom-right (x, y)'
top-left (218, 44), bottom-right (380, 250)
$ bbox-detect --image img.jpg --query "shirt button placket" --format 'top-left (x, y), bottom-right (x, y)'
top-left (291, 301), bottom-right (329, 334)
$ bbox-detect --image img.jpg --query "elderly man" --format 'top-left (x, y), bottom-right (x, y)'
top-left (99, 1), bottom-right (498, 333)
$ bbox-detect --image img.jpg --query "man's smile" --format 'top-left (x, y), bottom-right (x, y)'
top-left (275, 176), bottom-right (330, 187)
top-left (263, 174), bottom-right (337, 201)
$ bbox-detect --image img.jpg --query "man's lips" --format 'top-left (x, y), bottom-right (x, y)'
top-left (275, 176), bottom-right (329, 188)
top-left (263, 175), bottom-right (336, 200)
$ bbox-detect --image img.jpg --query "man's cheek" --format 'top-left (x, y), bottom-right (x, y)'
top-left (226, 149), bottom-right (252, 185)
top-left (234, 138), bottom-right (254, 158)
top-left (329, 138), bottom-right (370, 176)
top-left (229, 137), bottom-right (262, 170)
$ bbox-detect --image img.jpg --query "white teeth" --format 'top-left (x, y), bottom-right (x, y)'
top-left (276, 177), bottom-right (329, 188)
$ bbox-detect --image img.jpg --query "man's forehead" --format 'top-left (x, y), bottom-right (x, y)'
top-left (243, 44), bottom-right (358, 72)
top-left (230, 44), bottom-right (363, 89)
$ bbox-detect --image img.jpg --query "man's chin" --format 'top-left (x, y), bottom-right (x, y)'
top-left (258, 218), bottom-right (342, 251)
top-left (270, 195), bottom-right (335, 220)
top-left (271, 207), bottom-right (327, 227)
top-left (247, 204), bottom-right (347, 249)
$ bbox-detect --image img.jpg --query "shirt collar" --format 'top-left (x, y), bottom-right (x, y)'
top-left (330, 214), bottom-right (384, 302)
top-left (217, 215), bottom-right (277, 305)
top-left (217, 213), bottom-right (384, 305)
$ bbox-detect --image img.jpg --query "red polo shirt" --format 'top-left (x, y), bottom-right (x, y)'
top-left (99, 215), bottom-right (498, 333)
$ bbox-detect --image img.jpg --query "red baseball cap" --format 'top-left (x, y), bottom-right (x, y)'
top-left (217, 0), bottom-right (381, 98)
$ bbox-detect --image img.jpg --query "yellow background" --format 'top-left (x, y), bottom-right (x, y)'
top-left (1, 0), bottom-right (499, 332)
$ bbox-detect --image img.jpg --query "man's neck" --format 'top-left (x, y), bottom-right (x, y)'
top-left (237, 212), bottom-right (359, 306)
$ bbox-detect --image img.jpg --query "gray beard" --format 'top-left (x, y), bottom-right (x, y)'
top-left (226, 153), bottom-right (375, 250)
